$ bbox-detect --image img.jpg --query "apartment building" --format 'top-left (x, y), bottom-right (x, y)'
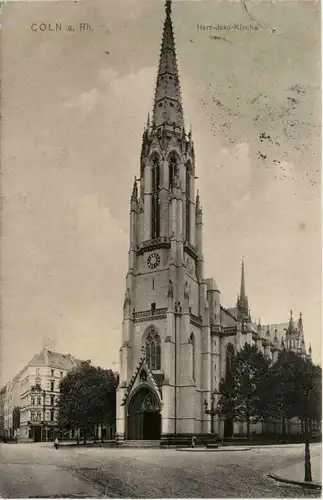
top-left (3, 348), bottom-right (83, 442)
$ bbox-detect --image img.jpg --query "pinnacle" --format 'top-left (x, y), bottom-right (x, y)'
top-left (131, 177), bottom-right (138, 200)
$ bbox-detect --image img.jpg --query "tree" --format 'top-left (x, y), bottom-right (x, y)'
top-left (265, 351), bottom-right (322, 436)
top-left (217, 344), bottom-right (270, 437)
top-left (12, 406), bottom-right (20, 431)
top-left (58, 362), bottom-right (119, 444)
top-left (293, 359), bottom-right (321, 426)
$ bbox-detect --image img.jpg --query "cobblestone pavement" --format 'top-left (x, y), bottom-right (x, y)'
top-left (0, 442), bottom-right (321, 498)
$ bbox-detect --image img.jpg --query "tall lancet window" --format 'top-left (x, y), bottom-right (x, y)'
top-left (186, 166), bottom-right (191, 242)
top-left (169, 155), bottom-right (178, 191)
top-left (145, 330), bottom-right (161, 371)
top-left (151, 157), bottom-right (160, 238)
top-left (190, 333), bottom-right (196, 382)
top-left (226, 344), bottom-right (235, 375)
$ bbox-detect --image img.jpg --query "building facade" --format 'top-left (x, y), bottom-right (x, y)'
top-left (1, 348), bottom-right (83, 442)
top-left (116, 0), bottom-right (311, 445)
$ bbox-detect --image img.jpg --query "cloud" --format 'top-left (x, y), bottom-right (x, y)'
top-left (73, 193), bottom-right (127, 247)
top-left (63, 88), bottom-right (98, 121)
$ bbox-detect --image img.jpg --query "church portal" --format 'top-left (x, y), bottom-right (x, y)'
top-left (126, 388), bottom-right (161, 440)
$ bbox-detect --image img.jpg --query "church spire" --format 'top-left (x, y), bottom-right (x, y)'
top-left (237, 258), bottom-right (249, 321)
top-left (152, 0), bottom-right (184, 131)
top-left (287, 309), bottom-right (295, 334)
top-left (240, 258), bottom-right (246, 302)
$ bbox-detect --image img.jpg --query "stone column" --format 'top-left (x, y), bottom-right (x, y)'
top-left (189, 172), bottom-right (196, 246)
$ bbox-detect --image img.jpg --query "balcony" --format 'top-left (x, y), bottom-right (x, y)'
top-left (134, 308), bottom-right (168, 323)
top-left (136, 236), bottom-right (171, 254)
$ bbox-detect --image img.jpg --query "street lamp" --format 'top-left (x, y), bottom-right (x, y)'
top-left (203, 389), bottom-right (220, 435)
top-left (304, 387), bottom-right (313, 482)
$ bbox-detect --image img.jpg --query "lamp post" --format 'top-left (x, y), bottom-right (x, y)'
top-left (203, 389), bottom-right (220, 435)
top-left (304, 387), bottom-right (312, 482)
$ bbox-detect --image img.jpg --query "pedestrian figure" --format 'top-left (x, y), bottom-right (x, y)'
top-left (191, 435), bottom-right (196, 448)
top-left (54, 437), bottom-right (59, 450)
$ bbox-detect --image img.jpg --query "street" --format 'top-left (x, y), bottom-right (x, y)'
top-left (0, 442), bottom-right (321, 498)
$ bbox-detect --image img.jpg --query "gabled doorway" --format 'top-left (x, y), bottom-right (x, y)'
top-left (126, 387), bottom-right (161, 440)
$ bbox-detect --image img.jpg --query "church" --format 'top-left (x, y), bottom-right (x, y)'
top-left (116, 0), bottom-right (311, 445)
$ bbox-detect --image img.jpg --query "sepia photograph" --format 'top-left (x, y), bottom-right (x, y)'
top-left (0, 0), bottom-right (321, 497)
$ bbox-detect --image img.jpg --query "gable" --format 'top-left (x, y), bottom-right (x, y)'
top-left (220, 306), bottom-right (238, 327)
top-left (121, 356), bottom-right (163, 407)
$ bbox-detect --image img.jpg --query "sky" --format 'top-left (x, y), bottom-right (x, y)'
top-left (0, 0), bottom-right (321, 385)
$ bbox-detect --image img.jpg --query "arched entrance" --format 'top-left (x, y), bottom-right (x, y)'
top-left (126, 387), bottom-right (161, 440)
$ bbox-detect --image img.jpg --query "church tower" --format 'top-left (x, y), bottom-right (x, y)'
top-left (116, 0), bottom-right (211, 445)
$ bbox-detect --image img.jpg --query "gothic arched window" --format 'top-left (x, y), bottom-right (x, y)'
top-left (151, 157), bottom-right (160, 238)
top-left (190, 333), bottom-right (196, 382)
top-left (186, 164), bottom-right (191, 242)
top-left (169, 155), bottom-right (178, 191)
top-left (226, 343), bottom-right (235, 375)
top-left (145, 330), bottom-right (161, 371)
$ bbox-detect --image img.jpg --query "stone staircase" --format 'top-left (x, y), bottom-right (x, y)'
top-left (121, 440), bottom-right (161, 448)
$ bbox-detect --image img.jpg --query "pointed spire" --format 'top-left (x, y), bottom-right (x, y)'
top-left (196, 189), bottom-right (200, 211)
top-left (240, 258), bottom-right (246, 301)
top-left (152, 0), bottom-right (184, 130)
top-left (131, 177), bottom-right (138, 200)
top-left (298, 312), bottom-right (303, 332)
top-left (237, 258), bottom-right (249, 320)
top-left (288, 309), bottom-right (295, 334)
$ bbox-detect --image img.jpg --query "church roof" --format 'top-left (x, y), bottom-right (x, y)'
top-left (220, 306), bottom-right (238, 327)
top-left (226, 307), bottom-right (239, 320)
top-left (206, 277), bottom-right (220, 292)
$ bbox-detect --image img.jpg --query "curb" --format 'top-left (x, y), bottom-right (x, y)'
top-left (268, 473), bottom-right (322, 490)
top-left (176, 447), bottom-right (252, 452)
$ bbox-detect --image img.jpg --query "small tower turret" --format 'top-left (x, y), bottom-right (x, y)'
top-left (287, 310), bottom-right (295, 334)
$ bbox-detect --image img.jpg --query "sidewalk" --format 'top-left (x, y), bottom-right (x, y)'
top-left (269, 454), bottom-right (322, 489)
top-left (176, 443), bottom-right (321, 452)
top-left (39, 440), bottom-right (115, 447)
top-left (177, 446), bottom-right (252, 452)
